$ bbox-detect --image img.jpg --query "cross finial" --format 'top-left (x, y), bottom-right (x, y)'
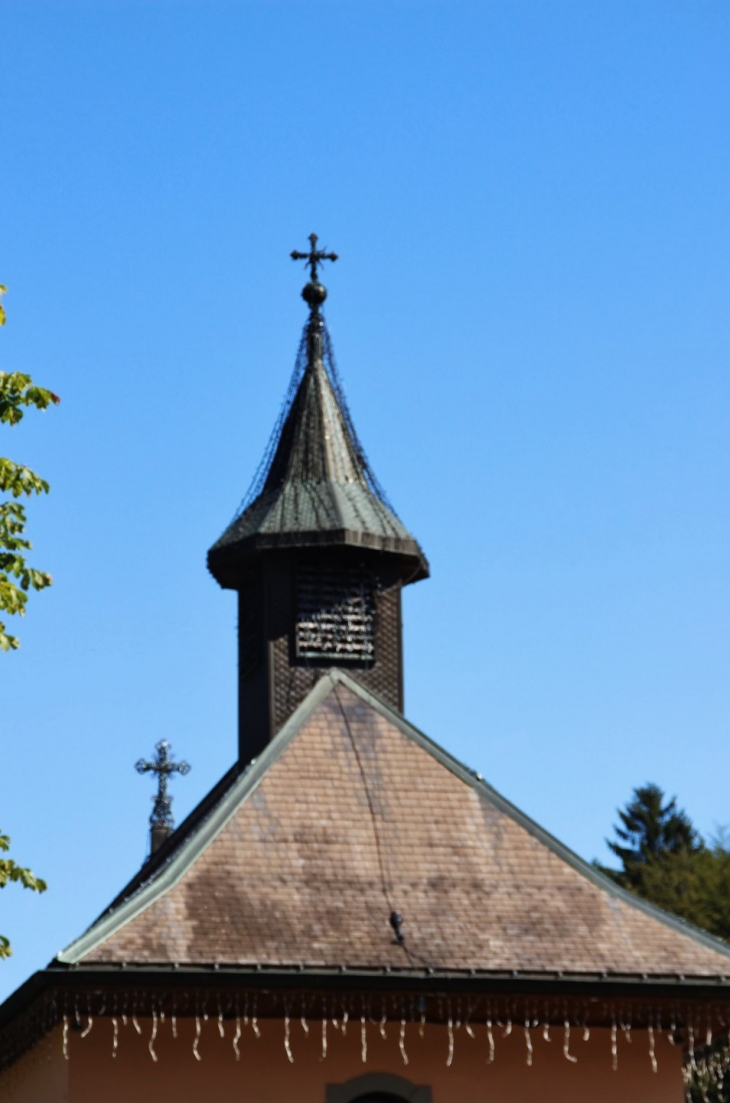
top-left (290, 233), bottom-right (338, 284)
top-left (135, 740), bottom-right (190, 846)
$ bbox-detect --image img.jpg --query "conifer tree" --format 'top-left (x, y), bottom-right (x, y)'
top-left (604, 783), bottom-right (700, 890)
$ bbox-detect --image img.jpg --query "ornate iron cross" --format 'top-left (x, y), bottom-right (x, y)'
top-left (135, 740), bottom-right (191, 830)
top-left (290, 233), bottom-right (338, 283)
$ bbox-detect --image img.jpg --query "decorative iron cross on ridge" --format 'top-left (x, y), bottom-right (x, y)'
top-left (135, 739), bottom-right (191, 830)
top-left (290, 233), bottom-right (338, 283)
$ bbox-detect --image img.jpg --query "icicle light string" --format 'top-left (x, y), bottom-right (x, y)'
top-left (621, 1007), bottom-right (632, 1044)
top-left (399, 1016), bottom-right (409, 1066)
top-left (283, 1004), bottom-right (293, 1064)
top-left (80, 1013), bottom-right (93, 1039)
top-left (233, 1014), bottom-right (242, 1062)
top-left (446, 1008), bottom-right (454, 1067)
top-left (563, 1019), bottom-right (577, 1064)
top-left (300, 995), bottom-right (310, 1037)
top-left (193, 1014), bottom-right (202, 1062)
top-left (465, 999), bottom-right (477, 1040)
top-left (648, 1012), bottom-right (657, 1075)
top-left (148, 1009), bottom-right (158, 1063)
top-left (11, 988), bottom-right (730, 1086)
top-left (524, 1018), bottom-right (533, 1067)
top-left (582, 1005), bottom-right (590, 1043)
top-left (486, 1013), bottom-right (495, 1065)
top-left (320, 1010), bottom-right (328, 1061)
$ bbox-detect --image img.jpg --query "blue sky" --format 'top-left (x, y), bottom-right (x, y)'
top-left (1, 0), bottom-right (729, 1000)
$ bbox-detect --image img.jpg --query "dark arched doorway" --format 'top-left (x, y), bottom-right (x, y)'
top-left (352, 1096), bottom-right (408, 1103)
top-left (326, 1073), bottom-right (432, 1103)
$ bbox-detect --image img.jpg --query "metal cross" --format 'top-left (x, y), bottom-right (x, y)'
top-left (135, 740), bottom-right (191, 830)
top-left (290, 233), bottom-right (338, 283)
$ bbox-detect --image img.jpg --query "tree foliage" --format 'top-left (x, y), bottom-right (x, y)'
top-left (598, 783), bottom-right (730, 936)
top-left (601, 785), bottom-right (730, 1102)
top-left (0, 833), bottom-right (47, 959)
top-left (602, 782), bottom-right (701, 890)
top-left (0, 286), bottom-right (59, 651)
top-left (1, 286), bottom-right (53, 957)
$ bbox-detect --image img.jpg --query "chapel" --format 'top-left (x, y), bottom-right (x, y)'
top-left (1, 237), bottom-right (730, 1102)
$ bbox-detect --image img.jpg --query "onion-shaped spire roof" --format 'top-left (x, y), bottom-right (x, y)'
top-left (207, 237), bottom-right (428, 588)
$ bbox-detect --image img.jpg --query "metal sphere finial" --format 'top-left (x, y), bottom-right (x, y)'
top-left (302, 281), bottom-right (327, 308)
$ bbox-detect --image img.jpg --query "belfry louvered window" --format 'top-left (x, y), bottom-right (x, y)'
top-left (296, 565), bottom-right (375, 661)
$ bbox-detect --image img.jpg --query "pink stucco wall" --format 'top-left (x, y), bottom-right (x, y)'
top-left (0, 1029), bottom-right (67, 1103)
top-left (0, 1014), bottom-right (684, 1103)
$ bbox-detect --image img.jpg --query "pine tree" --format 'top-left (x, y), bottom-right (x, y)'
top-left (604, 783), bottom-right (701, 890)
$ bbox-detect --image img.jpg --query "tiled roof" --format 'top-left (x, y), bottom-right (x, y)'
top-left (59, 672), bottom-right (730, 978)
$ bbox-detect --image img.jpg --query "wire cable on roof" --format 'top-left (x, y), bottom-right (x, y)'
top-left (332, 684), bottom-right (431, 970)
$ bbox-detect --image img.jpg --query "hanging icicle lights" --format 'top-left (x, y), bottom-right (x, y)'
top-left (2, 986), bottom-right (730, 1099)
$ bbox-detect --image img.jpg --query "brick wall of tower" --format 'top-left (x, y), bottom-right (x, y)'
top-left (236, 554), bottom-right (404, 764)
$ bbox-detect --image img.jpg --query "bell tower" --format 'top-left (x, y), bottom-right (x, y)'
top-left (207, 236), bottom-right (428, 765)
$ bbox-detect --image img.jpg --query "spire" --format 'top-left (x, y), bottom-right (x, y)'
top-left (208, 237), bottom-right (428, 588)
top-left (135, 740), bottom-right (191, 855)
top-left (207, 236), bottom-right (428, 759)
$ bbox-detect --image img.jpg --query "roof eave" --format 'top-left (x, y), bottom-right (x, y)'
top-left (2, 963), bottom-right (727, 1081)
top-left (6, 962), bottom-right (730, 1027)
top-left (207, 532), bottom-right (429, 587)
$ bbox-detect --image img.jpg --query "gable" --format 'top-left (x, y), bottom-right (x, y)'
top-left (60, 673), bottom-right (730, 978)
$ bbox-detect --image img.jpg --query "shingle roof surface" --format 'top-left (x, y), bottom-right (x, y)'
top-left (64, 675), bottom-right (730, 977)
top-left (208, 345), bottom-right (427, 579)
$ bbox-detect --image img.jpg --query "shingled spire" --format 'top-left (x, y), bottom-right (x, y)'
top-left (208, 236), bottom-right (428, 764)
